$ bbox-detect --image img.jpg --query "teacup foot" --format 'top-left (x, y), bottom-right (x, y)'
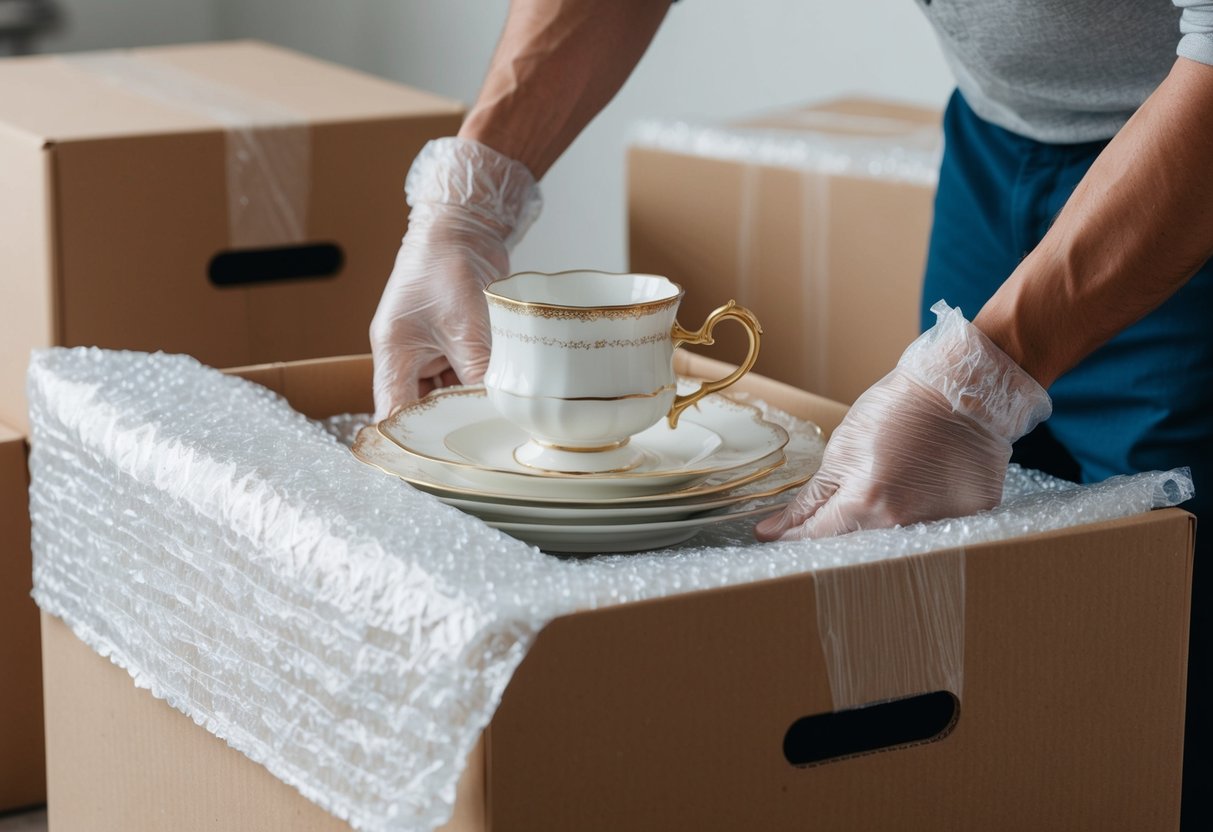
top-left (513, 438), bottom-right (645, 475)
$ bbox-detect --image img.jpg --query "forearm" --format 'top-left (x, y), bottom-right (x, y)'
top-left (974, 57), bottom-right (1213, 388)
top-left (459, 0), bottom-right (670, 178)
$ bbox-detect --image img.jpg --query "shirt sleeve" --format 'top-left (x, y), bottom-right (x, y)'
top-left (1175, 0), bottom-right (1213, 64)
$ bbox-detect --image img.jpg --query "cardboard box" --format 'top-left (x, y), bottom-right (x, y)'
top-left (41, 355), bottom-right (1194, 831)
top-left (0, 423), bottom-right (42, 811)
top-left (0, 40), bottom-right (464, 433)
top-left (629, 98), bottom-right (941, 404)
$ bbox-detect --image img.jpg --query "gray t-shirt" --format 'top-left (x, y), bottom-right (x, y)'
top-left (919, 0), bottom-right (1213, 142)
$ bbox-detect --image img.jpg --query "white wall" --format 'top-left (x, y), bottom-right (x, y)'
top-left (37, 0), bottom-right (217, 52)
top-left (38, 0), bottom-right (956, 273)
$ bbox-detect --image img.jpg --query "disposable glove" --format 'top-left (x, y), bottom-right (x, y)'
top-left (755, 301), bottom-right (1052, 541)
top-left (371, 137), bottom-right (542, 419)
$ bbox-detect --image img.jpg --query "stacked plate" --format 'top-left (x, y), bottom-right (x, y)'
top-left (351, 385), bottom-right (823, 554)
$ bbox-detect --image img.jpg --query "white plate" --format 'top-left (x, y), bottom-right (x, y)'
top-left (377, 386), bottom-right (788, 499)
top-left (487, 502), bottom-right (788, 554)
top-left (353, 425), bottom-right (790, 504)
top-left (435, 424), bottom-right (824, 524)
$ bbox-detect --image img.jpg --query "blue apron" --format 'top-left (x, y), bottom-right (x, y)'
top-left (923, 90), bottom-right (1212, 820)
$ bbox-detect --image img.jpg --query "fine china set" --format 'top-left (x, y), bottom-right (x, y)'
top-left (351, 270), bottom-right (822, 553)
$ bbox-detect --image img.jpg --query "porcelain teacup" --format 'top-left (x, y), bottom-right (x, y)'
top-left (483, 270), bottom-right (762, 474)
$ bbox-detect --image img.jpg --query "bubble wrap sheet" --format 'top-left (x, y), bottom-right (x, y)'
top-left (629, 111), bottom-right (941, 185)
top-left (28, 348), bottom-right (1193, 832)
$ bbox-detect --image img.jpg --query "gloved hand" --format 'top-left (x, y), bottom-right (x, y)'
top-left (371, 137), bottom-right (542, 419)
top-left (755, 301), bottom-right (1052, 541)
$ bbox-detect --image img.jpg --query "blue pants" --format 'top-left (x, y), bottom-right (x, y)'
top-left (924, 91), bottom-right (1212, 819)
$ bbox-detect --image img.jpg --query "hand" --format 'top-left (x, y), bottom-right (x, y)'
top-left (370, 138), bottom-right (541, 419)
top-left (755, 302), bottom-right (1052, 541)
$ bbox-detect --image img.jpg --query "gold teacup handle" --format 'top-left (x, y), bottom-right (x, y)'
top-left (668, 300), bottom-right (763, 428)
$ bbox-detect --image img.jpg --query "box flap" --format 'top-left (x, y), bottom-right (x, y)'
top-left (0, 40), bottom-right (463, 144)
top-left (224, 354), bottom-right (374, 420)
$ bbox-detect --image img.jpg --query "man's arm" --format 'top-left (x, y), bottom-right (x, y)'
top-left (370, 0), bottom-right (669, 415)
top-left (459, 0), bottom-right (672, 178)
top-left (757, 55), bottom-right (1213, 542)
top-left (975, 57), bottom-right (1213, 387)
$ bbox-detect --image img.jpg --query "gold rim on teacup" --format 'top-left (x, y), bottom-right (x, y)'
top-left (484, 269), bottom-right (684, 321)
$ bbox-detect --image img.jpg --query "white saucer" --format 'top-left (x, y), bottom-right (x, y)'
top-left (352, 425), bottom-right (791, 504)
top-left (438, 465), bottom-right (807, 524)
top-left (487, 502), bottom-right (788, 554)
top-left (377, 385), bottom-right (789, 500)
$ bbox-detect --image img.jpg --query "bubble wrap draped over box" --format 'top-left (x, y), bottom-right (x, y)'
top-left (27, 348), bottom-right (1193, 832)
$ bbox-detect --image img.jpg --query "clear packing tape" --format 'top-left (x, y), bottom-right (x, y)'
top-left (62, 51), bottom-right (309, 247)
top-left (27, 348), bottom-right (1193, 831)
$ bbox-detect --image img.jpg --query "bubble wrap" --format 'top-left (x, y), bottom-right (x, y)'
top-left (27, 348), bottom-right (1193, 832)
top-left (629, 114), bottom-right (941, 185)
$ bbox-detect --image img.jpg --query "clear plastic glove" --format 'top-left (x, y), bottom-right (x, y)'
top-left (755, 301), bottom-right (1052, 541)
top-left (371, 137), bottom-right (542, 419)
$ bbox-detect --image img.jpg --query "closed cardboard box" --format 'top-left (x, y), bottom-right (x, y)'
top-left (0, 40), bottom-right (464, 433)
top-left (1, 424), bottom-right (41, 811)
top-left (629, 98), bottom-right (940, 404)
top-left (40, 355), bottom-right (1194, 831)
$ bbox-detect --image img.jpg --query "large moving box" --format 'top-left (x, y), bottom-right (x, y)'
top-left (629, 98), bottom-right (941, 404)
top-left (0, 424), bottom-right (41, 811)
top-left (40, 355), bottom-right (1195, 831)
top-left (0, 41), bottom-right (463, 811)
top-left (0, 40), bottom-right (464, 433)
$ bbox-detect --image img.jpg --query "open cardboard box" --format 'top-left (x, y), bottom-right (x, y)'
top-left (41, 354), bottom-right (1194, 831)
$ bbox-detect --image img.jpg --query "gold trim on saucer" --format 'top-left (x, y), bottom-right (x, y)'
top-left (352, 424), bottom-right (796, 505)
top-left (484, 269), bottom-right (683, 321)
top-left (439, 465), bottom-right (813, 515)
top-left (376, 384), bottom-right (790, 483)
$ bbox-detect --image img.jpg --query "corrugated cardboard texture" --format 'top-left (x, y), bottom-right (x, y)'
top-left (41, 614), bottom-right (483, 832)
top-left (0, 425), bottom-right (43, 811)
top-left (489, 510), bottom-right (1193, 831)
top-left (39, 356), bottom-right (1194, 831)
top-left (0, 41), bottom-right (464, 433)
top-left (628, 98), bottom-right (939, 404)
top-left (40, 610), bottom-right (349, 832)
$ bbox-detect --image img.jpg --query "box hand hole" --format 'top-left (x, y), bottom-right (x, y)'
top-left (783, 690), bottom-right (958, 766)
top-left (208, 243), bottom-right (344, 287)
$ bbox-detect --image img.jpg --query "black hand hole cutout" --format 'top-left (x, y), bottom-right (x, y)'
top-left (783, 690), bottom-right (958, 767)
top-left (208, 242), bottom-right (344, 287)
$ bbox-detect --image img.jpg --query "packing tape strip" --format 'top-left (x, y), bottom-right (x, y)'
top-left (813, 547), bottom-right (965, 710)
top-left (800, 170), bottom-right (831, 396)
top-left (731, 164), bottom-right (832, 396)
top-left (61, 51), bottom-right (310, 248)
top-left (629, 118), bottom-right (941, 185)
